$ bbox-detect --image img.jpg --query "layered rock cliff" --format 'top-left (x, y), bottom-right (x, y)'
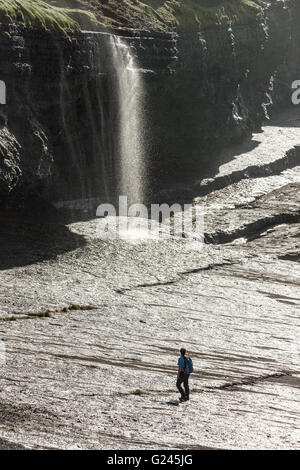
top-left (0, 0), bottom-right (299, 206)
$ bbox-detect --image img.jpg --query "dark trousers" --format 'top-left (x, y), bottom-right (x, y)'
top-left (176, 372), bottom-right (189, 400)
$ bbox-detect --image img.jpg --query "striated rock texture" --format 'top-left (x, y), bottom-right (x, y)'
top-left (0, 24), bottom-right (117, 206)
top-left (0, 108), bottom-right (299, 449)
top-left (138, 0), bottom-right (300, 192)
top-left (0, 0), bottom-right (300, 205)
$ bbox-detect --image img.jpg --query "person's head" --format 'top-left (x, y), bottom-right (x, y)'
top-left (180, 348), bottom-right (186, 357)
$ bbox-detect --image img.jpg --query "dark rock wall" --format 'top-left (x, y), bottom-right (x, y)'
top-left (131, 0), bottom-right (300, 194)
top-left (0, 26), bottom-right (120, 206)
top-left (0, 0), bottom-right (299, 207)
top-left (0, 25), bottom-right (54, 205)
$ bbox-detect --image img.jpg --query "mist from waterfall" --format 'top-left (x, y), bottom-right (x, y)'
top-left (53, 32), bottom-right (146, 211)
top-left (110, 35), bottom-right (146, 206)
top-left (56, 34), bottom-right (118, 208)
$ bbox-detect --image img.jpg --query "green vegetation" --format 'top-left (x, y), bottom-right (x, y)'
top-left (68, 304), bottom-right (97, 311)
top-left (127, 0), bottom-right (261, 30)
top-left (0, 304), bottom-right (97, 322)
top-left (143, 0), bottom-right (264, 30)
top-left (0, 311), bottom-right (52, 321)
top-left (0, 315), bottom-right (19, 321)
top-left (67, 0), bottom-right (264, 31)
top-left (0, 0), bottom-right (97, 32)
top-left (53, 304), bottom-right (97, 313)
top-left (27, 310), bottom-right (52, 318)
top-left (130, 389), bottom-right (149, 396)
top-left (0, 1), bottom-right (264, 32)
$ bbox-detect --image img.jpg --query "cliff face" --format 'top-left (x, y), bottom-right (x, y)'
top-left (0, 0), bottom-right (299, 206)
top-left (0, 25), bottom-right (54, 205)
top-left (0, 24), bottom-right (118, 205)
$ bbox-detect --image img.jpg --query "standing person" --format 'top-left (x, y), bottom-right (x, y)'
top-left (176, 348), bottom-right (193, 402)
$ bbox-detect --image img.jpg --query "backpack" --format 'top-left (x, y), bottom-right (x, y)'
top-left (183, 357), bottom-right (194, 374)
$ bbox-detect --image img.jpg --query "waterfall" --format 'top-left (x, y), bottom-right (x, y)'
top-left (53, 32), bottom-right (146, 211)
top-left (110, 35), bottom-right (146, 206)
top-left (55, 33), bottom-right (118, 208)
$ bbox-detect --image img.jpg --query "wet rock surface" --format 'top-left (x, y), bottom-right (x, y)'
top-left (1, 0), bottom-right (300, 206)
top-left (0, 109), bottom-right (299, 450)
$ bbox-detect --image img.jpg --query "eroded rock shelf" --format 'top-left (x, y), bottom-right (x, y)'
top-left (0, 108), bottom-right (299, 450)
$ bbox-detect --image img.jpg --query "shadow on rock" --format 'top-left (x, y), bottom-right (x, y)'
top-left (165, 400), bottom-right (180, 406)
top-left (0, 209), bottom-right (86, 270)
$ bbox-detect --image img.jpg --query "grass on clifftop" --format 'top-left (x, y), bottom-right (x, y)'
top-left (0, 0), bottom-right (264, 32)
top-left (0, 0), bottom-right (97, 32)
top-left (61, 0), bottom-right (264, 31)
top-left (150, 0), bottom-right (264, 30)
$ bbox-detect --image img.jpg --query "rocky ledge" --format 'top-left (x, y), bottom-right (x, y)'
top-left (1, 1), bottom-right (300, 205)
top-left (0, 107), bottom-right (299, 450)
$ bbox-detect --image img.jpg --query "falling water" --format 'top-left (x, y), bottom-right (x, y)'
top-left (53, 32), bottom-right (146, 211)
top-left (55, 33), bottom-right (118, 208)
top-left (110, 35), bottom-right (146, 206)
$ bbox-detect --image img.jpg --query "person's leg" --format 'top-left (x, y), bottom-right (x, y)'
top-left (183, 374), bottom-right (190, 400)
top-left (176, 374), bottom-right (185, 400)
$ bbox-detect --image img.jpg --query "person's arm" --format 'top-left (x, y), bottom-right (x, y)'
top-left (177, 358), bottom-right (183, 377)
